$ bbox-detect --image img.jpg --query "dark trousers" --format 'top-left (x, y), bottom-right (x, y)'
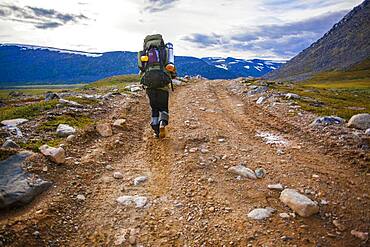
top-left (146, 89), bottom-right (169, 126)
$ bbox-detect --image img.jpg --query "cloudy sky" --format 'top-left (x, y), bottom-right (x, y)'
top-left (0, 0), bottom-right (363, 60)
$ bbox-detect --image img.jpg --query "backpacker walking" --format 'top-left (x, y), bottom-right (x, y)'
top-left (138, 34), bottom-right (177, 138)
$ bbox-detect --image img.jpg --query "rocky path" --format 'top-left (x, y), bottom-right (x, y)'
top-left (1, 79), bottom-right (369, 246)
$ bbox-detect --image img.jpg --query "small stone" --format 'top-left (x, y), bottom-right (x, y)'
top-left (105, 165), bottom-right (114, 171)
top-left (113, 119), bottom-right (127, 129)
top-left (76, 194), bottom-right (86, 201)
top-left (247, 207), bottom-right (275, 220)
top-left (320, 199), bottom-right (329, 205)
top-left (228, 164), bottom-right (257, 179)
top-left (42, 166), bottom-right (48, 172)
top-left (279, 189), bottom-right (319, 217)
top-left (218, 138), bottom-right (225, 143)
top-left (200, 148), bottom-right (209, 154)
top-left (133, 196), bottom-right (147, 208)
top-left (189, 147), bottom-right (198, 153)
top-left (128, 235), bottom-right (136, 244)
top-left (285, 93), bottom-right (300, 100)
top-left (39, 145), bottom-right (65, 164)
top-left (96, 123), bottom-right (113, 137)
top-left (113, 172), bottom-right (123, 179)
top-left (333, 220), bottom-right (346, 231)
top-left (56, 124), bottom-right (76, 137)
top-left (256, 96), bottom-right (266, 105)
top-left (268, 183), bottom-right (284, 191)
top-left (66, 135), bottom-right (75, 142)
top-left (209, 207), bottom-right (215, 212)
top-left (2, 139), bottom-right (20, 149)
top-left (255, 167), bottom-right (266, 178)
top-left (59, 98), bottom-right (82, 107)
top-left (33, 231), bottom-right (40, 237)
top-left (365, 128), bottom-right (370, 135)
top-left (350, 230), bottom-right (368, 241)
top-left (312, 174), bottom-right (320, 178)
top-left (279, 213), bottom-right (290, 218)
top-left (133, 176), bottom-right (148, 186)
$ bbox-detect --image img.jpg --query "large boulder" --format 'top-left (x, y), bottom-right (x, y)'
top-left (347, 113), bottom-right (370, 130)
top-left (0, 151), bottom-right (52, 209)
top-left (280, 189), bottom-right (319, 217)
top-left (39, 145), bottom-right (65, 164)
top-left (56, 124), bottom-right (76, 137)
top-left (96, 123), bottom-right (113, 137)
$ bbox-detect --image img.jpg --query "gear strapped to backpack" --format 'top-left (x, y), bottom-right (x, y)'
top-left (138, 34), bottom-right (173, 89)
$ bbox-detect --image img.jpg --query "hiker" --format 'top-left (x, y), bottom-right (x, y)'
top-left (138, 34), bottom-right (177, 138)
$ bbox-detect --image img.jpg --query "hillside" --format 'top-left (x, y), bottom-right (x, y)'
top-left (266, 0), bottom-right (370, 81)
top-left (0, 44), bottom-right (283, 86)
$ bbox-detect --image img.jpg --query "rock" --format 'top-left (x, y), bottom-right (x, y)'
top-left (8, 91), bottom-right (24, 97)
top-left (228, 165), bottom-right (257, 179)
top-left (365, 128), bottom-right (370, 135)
top-left (133, 176), bottom-right (148, 186)
top-left (56, 124), bottom-right (76, 137)
top-left (255, 168), bottom-right (266, 178)
top-left (279, 189), bottom-right (319, 217)
top-left (268, 183), bottom-right (284, 191)
top-left (310, 116), bottom-right (344, 126)
top-left (45, 92), bottom-right (60, 101)
top-left (0, 151), bottom-right (52, 209)
top-left (116, 195), bottom-right (148, 208)
top-left (66, 135), bottom-right (75, 142)
top-left (200, 148), bottom-right (209, 154)
top-left (59, 98), bottom-right (83, 108)
top-left (113, 119), bottom-right (127, 129)
top-left (96, 123), bottom-right (113, 137)
top-left (6, 126), bottom-right (23, 138)
top-left (333, 220), bottom-right (346, 231)
top-left (279, 213), bottom-right (290, 218)
top-left (1, 118), bottom-right (28, 127)
top-left (347, 113), bottom-right (370, 130)
top-left (2, 139), bottom-right (20, 149)
top-left (285, 93), bottom-right (300, 100)
top-left (113, 172), bottom-right (123, 179)
top-left (247, 207), bottom-right (275, 220)
top-left (76, 194), bottom-right (86, 201)
top-left (130, 86), bottom-right (142, 92)
top-left (256, 96), bottom-right (266, 105)
top-left (246, 86), bottom-right (268, 96)
top-left (189, 147), bottom-right (198, 153)
top-left (39, 145), bottom-right (65, 164)
top-left (133, 196), bottom-right (148, 208)
top-left (105, 165), bottom-right (114, 171)
top-left (350, 230), bottom-right (368, 241)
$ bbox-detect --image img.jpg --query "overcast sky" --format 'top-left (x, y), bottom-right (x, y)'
top-left (0, 0), bottom-right (363, 60)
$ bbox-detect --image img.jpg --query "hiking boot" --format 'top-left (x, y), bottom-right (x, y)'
top-left (151, 124), bottom-right (160, 138)
top-left (159, 121), bottom-right (166, 138)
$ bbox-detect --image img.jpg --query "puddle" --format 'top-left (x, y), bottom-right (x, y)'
top-left (256, 131), bottom-right (288, 146)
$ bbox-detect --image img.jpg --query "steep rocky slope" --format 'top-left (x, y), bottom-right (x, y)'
top-left (267, 0), bottom-right (370, 81)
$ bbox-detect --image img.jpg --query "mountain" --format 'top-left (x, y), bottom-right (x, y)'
top-left (266, 0), bottom-right (370, 81)
top-left (202, 57), bottom-right (284, 78)
top-left (0, 44), bottom-right (283, 86)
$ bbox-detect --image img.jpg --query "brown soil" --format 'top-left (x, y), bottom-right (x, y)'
top-left (0, 79), bottom-right (369, 246)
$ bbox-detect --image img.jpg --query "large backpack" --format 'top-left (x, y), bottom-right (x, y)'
top-left (138, 34), bottom-right (172, 89)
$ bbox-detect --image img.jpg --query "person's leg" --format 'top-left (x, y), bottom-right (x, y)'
top-left (146, 89), bottom-right (160, 136)
top-left (157, 90), bottom-right (169, 126)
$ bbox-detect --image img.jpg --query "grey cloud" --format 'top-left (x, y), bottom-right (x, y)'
top-left (182, 10), bottom-right (348, 58)
top-left (143, 0), bottom-right (179, 13)
top-left (0, 4), bottom-right (89, 29)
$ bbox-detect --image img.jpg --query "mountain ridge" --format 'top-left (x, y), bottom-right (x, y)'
top-left (266, 0), bottom-right (370, 82)
top-left (0, 44), bottom-right (284, 86)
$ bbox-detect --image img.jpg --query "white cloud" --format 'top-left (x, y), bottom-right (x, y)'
top-left (0, 0), bottom-right (364, 59)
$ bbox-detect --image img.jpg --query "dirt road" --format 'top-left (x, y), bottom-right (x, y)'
top-left (1, 79), bottom-right (369, 246)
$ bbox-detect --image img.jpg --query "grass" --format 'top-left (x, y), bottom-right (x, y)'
top-left (37, 115), bottom-right (93, 132)
top-left (84, 74), bottom-right (139, 91)
top-left (19, 138), bottom-right (65, 153)
top-left (64, 96), bottom-right (100, 105)
top-left (0, 88), bottom-right (66, 100)
top-left (268, 58), bottom-right (370, 120)
top-left (0, 100), bottom-right (59, 122)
